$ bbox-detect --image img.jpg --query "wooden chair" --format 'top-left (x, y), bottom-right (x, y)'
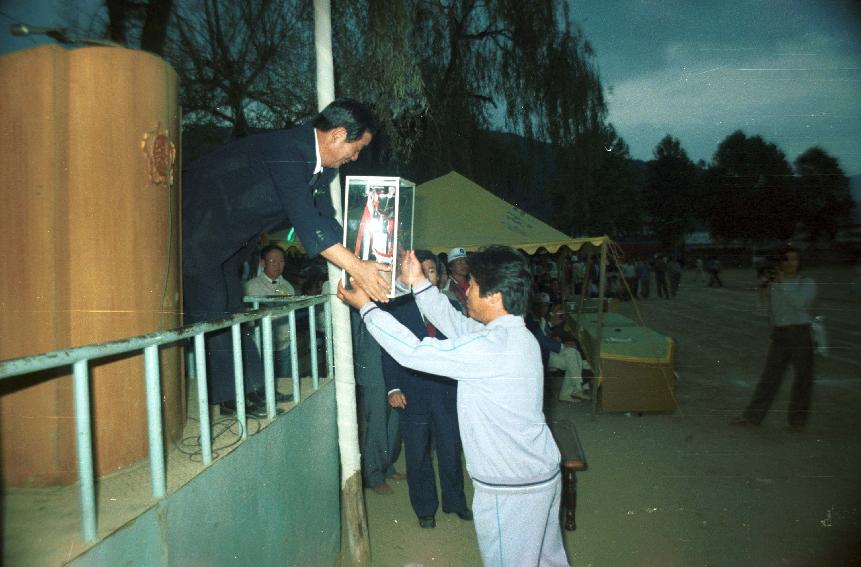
top-left (547, 419), bottom-right (588, 530)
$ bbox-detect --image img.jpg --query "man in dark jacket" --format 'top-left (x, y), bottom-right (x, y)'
top-left (381, 250), bottom-right (469, 529)
top-left (183, 99), bottom-right (389, 415)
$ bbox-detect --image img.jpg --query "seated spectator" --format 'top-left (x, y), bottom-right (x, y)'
top-left (526, 292), bottom-right (590, 402)
top-left (244, 245), bottom-right (297, 384)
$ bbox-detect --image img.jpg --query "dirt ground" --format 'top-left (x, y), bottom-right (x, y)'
top-left (362, 266), bottom-right (861, 567)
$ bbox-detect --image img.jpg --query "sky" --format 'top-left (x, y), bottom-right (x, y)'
top-left (571, 0), bottom-right (861, 176)
top-left (2, 0), bottom-right (860, 177)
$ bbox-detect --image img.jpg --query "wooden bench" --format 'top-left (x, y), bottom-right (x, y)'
top-left (547, 419), bottom-right (588, 530)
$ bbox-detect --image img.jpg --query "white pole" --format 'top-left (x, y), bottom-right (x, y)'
top-left (313, 1), bottom-right (370, 564)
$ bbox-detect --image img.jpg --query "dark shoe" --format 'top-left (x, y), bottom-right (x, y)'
top-left (418, 516), bottom-right (436, 529)
top-left (249, 390), bottom-right (293, 405)
top-left (220, 398), bottom-right (280, 419)
top-left (219, 399), bottom-right (267, 419)
top-left (444, 508), bottom-right (473, 521)
top-left (274, 390), bottom-right (293, 403)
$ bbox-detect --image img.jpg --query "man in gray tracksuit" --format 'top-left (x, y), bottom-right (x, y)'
top-left (339, 246), bottom-right (568, 567)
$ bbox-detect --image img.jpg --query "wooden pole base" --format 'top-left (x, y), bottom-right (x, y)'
top-left (339, 470), bottom-right (370, 566)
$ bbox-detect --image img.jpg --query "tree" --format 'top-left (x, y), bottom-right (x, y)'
top-left (332, 2), bottom-right (607, 191)
top-left (644, 135), bottom-right (701, 247)
top-left (794, 147), bottom-right (855, 242)
top-left (551, 125), bottom-right (643, 237)
top-left (702, 131), bottom-right (797, 242)
top-left (333, 0), bottom-right (427, 167)
top-left (167, 0), bottom-right (315, 138)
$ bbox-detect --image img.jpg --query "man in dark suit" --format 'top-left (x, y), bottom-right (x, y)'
top-left (381, 250), bottom-right (470, 529)
top-left (182, 99), bottom-right (390, 415)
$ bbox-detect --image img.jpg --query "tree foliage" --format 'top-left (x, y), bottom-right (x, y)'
top-left (334, 2), bottom-right (607, 181)
top-left (166, 0), bottom-right (315, 138)
top-left (702, 130), bottom-right (797, 242)
top-left (550, 125), bottom-right (643, 237)
top-left (644, 135), bottom-right (701, 246)
top-left (332, 0), bottom-right (428, 166)
top-left (794, 147), bottom-right (854, 241)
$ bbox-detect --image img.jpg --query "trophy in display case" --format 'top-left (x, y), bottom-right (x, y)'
top-left (343, 176), bottom-right (416, 298)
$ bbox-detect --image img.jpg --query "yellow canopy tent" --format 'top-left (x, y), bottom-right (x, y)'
top-left (413, 171), bottom-right (609, 255)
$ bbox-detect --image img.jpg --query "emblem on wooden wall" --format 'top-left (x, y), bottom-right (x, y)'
top-left (141, 122), bottom-right (176, 187)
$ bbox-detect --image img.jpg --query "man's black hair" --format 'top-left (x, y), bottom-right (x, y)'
top-left (312, 99), bottom-right (379, 142)
top-left (414, 249), bottom-right (439, 273)
top-left (260, 244), bottom-right (286, 260)
top-left (467, 246), bottom-right (532, 317)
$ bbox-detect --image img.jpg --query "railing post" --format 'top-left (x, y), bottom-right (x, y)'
top-left (324, 299), bottom-right (334, 379)
top-left (231, 324), bottom-right (247, 438)
top-left (193, 334), bottom-right (213, 465)
top-left (309, 304), bottom-right (319, 390)
top-left (289, 310), bottom-right (300, 403)
top-left (261, 315), bottom-right (277, 418)
top-left (143, 345), bottom-right (166, 498)
top-left (72, 359), bottom-right (97, 542)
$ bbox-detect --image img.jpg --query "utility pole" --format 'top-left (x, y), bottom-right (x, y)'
top-left (312, 1), bottom-right (370, 564)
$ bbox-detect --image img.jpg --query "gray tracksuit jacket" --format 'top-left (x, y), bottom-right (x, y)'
top-left (361, 280), bottom-right (560, 487)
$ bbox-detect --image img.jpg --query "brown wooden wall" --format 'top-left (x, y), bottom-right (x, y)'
top-left (0, 45), bottom-right (184, 487)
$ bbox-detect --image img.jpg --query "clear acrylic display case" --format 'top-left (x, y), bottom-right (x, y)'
top-left (342, 176), bottom-right (416, 298)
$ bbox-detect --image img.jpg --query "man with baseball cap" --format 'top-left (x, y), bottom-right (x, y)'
top-left (445, 246), bottom-right (470, 311)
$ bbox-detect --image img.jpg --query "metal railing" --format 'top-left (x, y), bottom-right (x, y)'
top-left (0, 294), bottom-right (334, 543)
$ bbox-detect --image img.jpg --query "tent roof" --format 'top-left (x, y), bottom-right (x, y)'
top-left (413, 171), bottom-right (609, 255)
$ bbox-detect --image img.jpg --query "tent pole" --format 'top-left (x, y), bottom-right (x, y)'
top-left (591, 242), bottom-right (609, 417)
top-left (575, 253), bottom-right (593, 334)
top-left (314, 1), bottom-right (370, 564)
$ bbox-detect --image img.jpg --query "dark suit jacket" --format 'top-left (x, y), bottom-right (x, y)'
top-left (182, 125), bottom-right (340, 275)
top-left (380, 294), bottom-right (457, 417)
top-left (525, 314), bottom-right (562, 368)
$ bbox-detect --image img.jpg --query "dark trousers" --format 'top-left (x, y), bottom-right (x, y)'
top-left (669, 274), bottom-right (681, 297)
top-left (744, 325), bottom-right (814, 427)
top-left (639, 277), bottom-right (650, 298)
top-left (400, 407), bottom-right (467, 518)
top-left (655, 273), bottom-right (669, 298)
top-left (183, 247), bottom-right (263, 404)
top-left (353, 311), bottom-right (402, 486)
top-left (358, 373), bottom-right (402, 487)
top-left (708, 271), bottom-right (723, 287)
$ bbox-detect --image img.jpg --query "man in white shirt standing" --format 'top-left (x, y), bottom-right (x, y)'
top-left (733, 246), bottom-right (816, 430)
top-left (245, 245), bottom-right (296, 383)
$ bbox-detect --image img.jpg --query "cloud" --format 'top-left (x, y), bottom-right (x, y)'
top-left (605, 32), bottom-right (861, 172)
